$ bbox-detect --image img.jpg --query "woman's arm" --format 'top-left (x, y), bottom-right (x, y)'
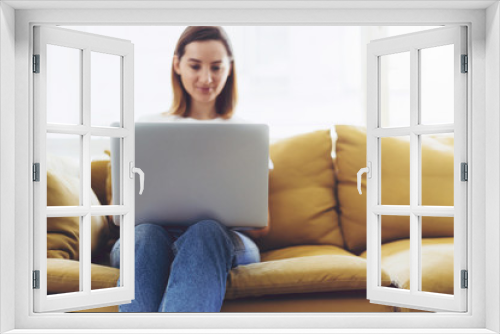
top-left (243, 160), bottom-right (273, 240)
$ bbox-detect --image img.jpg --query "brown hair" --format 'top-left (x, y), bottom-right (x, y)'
top-left (166, 26), bottom-right (238, 119)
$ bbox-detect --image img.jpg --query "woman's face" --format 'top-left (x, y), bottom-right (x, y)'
top-left (174, 40), bottom-right (232, 106)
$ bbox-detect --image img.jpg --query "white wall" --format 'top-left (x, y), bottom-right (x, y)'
top-left (0, 2), bottom-right (16, 333)
top-left (58, 25), bottom-right (436, 141)
top-left (46, 25), bottom-right (437, 162)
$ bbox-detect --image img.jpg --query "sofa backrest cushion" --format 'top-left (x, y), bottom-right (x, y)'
top-left (335, 125), bottom-right (454, 254)
top-left (255, 129), bottom-right (345, 251)
top-left (90, 159), bottom-right (110, 207)
top-left (47, 155), bottom-right (109, 260)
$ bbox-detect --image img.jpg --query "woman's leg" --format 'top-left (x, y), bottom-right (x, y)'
top-left (159, 220), bottom-right (236, 312)
top-left (110, 223), bottom-right (175, 312)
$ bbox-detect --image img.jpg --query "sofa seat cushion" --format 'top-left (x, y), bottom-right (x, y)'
top-left (221, 290), bottom-right (395, 313)
top-left (225, 253), bottom-right (392, 300)
top-left (261, 244), bottom-right (356, 262)
top-left (47, 258), bottom-right (119, 294)
top-left (360, 237), bottom-right (454, 294)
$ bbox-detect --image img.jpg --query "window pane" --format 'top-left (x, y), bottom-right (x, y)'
top-left (421, 216), bottom-right (454, 295)
top-left (381, 136), bottom-right (410, 205)
top-left (380, 52), bottom-right (410, 128)
top-left (420, 45), bottom-right (454, 125)
top-left (92, 215), bottom-right (120, 291)
top-left (47, 44), bottom-right (81, 125)
top-left (90, 136), bottom-right (119, 205)
top-left (96, 136), bottom-right (123, 205)
top-left (381, 215), bottom-right (410, 290)
top-left (47, 133), bottom-right (81, 206)
top-left (91, 52), bottom-right (121, 127)
top-left (47, 216), bottom-right (82, 294)
top-left (421, 133), bottom-right (454, 206)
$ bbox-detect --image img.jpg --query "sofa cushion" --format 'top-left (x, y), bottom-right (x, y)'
top-left (255, 129), bottom-right (344, 251)
top-left (334, 125), bottom-right (454, 254)
top-left (47, 155), bottom-right (108, 260)
top-left (221, 290), bottom-right (395, 313)
top-left (50, 247), bottom-right (392, 300)
top-left (47, 258), bottom-right (120, 294)
top-left (225, 253), bottom-right (391, 299)
top-left (360, 238), bottom-right (454, 294)
top-left (90, 159), bottom-right (111, 207)
top-left (261, 244), bottom-right (355, 262)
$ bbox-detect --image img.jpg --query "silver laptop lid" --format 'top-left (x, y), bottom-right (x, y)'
top-left (111, 122), bottom-right (269, 229)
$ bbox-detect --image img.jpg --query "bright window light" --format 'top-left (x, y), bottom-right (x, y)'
top-left (59, 26), bottom-right (440, 141)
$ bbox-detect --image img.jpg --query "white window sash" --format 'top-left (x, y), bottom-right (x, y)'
top-left (32, 25), bottom-right (136, 313)
top-left (366, 26), bottom-right (468, 313)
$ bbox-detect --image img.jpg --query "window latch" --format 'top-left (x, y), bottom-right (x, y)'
top-left (357, 162), bottom-right (372, 195)
top-left (129, 162), bottom-right (145, 195)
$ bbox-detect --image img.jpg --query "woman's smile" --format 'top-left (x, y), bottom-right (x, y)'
top-left (197, 86), bottom-right (213, 94)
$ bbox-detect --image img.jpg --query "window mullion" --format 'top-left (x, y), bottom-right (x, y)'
top-left (410, 47), bottom-right (420, 296)
top-left (82, 48), bottom-right (91, 208)
top-left (81, 47), bottom-right (92, 296)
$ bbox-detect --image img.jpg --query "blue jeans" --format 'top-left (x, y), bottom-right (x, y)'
top-left (110, 220), bottom-right (260, 312)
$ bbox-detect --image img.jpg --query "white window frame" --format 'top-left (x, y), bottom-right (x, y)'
top-left (33, 25), bottom-right (136, 313)
top-left (366, 26), bottom-right (468, 312)
top-left (1, 2), bottom-right (499, 333)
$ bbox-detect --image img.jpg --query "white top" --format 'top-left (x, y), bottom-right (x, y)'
top-left (137, 113), bottom-right (274, 170)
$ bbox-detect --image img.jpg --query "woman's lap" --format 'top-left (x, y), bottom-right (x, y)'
top-left (111, 222), bottom-right (260, 269)
top-left (109, 221), bottom-right (261, 312)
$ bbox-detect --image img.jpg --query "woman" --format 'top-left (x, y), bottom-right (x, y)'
top-left (110, 26), bottom-right (270, 313)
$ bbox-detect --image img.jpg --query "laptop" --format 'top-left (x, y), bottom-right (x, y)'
top-left (111, 122), bottom-right (269, 229)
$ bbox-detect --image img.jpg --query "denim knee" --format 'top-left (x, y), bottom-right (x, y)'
top-left (184, 220), bottom-right (232, 245)
top-left (135, 223), bottom-right (173, 252)
top-left (135, 223), bottom-right (170, 243)
top-left (111, 224), bottom-right (173, 269)
top-left (174, 220), bottom-right (234, 270)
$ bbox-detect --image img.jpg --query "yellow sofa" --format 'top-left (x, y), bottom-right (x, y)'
top-left (46, 125), bottom-right (454, 313)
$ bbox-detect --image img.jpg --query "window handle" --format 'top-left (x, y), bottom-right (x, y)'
top-left (129, 162), bottom-right (145, 195)
top-left (357, 162), bottom-right (371, 195)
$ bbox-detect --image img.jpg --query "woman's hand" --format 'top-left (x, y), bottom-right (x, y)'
top-left (244, 166), bottom-right (273, 240)
top-left (242, 210), bottom-right (270, 240)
